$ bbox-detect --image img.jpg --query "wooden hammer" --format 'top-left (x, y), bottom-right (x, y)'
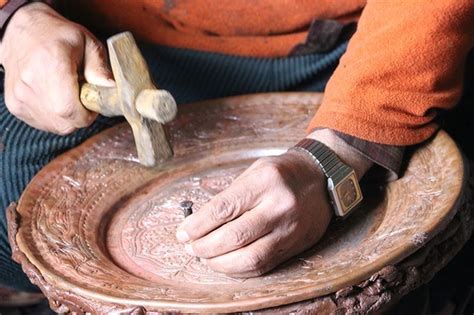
top-left (79, 32), bottom-right (177, 167)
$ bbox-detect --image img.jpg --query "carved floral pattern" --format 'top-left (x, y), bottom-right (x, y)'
top-left (10, 93), bottom-right (467, 313)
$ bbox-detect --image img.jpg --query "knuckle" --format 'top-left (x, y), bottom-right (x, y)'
top-left (53, 123), bottom-right (75, 135)
top-left (285, 221), bottom-right (299, 236)
top-left (54, 25), bottom-right (84, 46)
top-left (228, 227), bottom-right (252, 247)
top-left (66, 28), bottom-right (84, 41)
top-left (260, 163), bottom-right (283, 181)
top-left (280, 191), bottom-right (298, 209)
top-left (53, 102), bottom-right (76, 119)
top-left (12, 84), bottom-right (28, 101)
top-left (56, 127), bottom-right (75, 136)
top-left (88, 38), bottom-right (106, 55)
top-left (210, 196), bottom-right (236, 222)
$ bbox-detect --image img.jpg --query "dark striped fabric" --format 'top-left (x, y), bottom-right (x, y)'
top-left (0, 42), bottom-right (347, 291)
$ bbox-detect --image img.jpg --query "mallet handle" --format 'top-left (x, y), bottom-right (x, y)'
top-left (80, 83), bottom-right (122, 117)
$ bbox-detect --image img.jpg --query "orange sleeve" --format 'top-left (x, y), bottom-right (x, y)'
top-left (308, 1), bottom-right (474, 145)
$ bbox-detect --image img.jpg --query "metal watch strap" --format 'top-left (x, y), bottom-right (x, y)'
top-left (290, 138), bottom-right (353, 182)
top-left (289, 138), bottom-right (362, 217)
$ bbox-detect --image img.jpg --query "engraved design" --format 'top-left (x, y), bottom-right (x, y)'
top-left (9, 93), bottom-right (467, 313)
top-left (109, 167), bottom-right (246, 284)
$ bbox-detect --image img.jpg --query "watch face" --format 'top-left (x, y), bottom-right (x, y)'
top-left (336, 175), bottom-right (359, 210)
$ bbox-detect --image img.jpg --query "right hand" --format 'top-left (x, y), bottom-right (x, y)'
top-left (0, 2), bottom-right (114, 135)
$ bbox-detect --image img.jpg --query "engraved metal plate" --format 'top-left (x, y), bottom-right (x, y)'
top-left (11, 93), bottom-right (464, 313)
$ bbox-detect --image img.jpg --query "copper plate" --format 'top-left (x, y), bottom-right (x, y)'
top-left (11, 93), bottom-right (464, 313)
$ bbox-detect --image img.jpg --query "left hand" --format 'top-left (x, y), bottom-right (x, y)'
top-left (176, 130), bottom-right (372, 277)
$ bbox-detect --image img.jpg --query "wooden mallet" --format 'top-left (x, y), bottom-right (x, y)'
top-left (79, 32), bottom-right (176, 167)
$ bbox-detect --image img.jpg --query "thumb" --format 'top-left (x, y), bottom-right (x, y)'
top-left (83, 36), bottom-right (115, 87)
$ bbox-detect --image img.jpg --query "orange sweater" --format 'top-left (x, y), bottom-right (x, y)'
top-left (61, 0), bottom-right (365, 57)
top-left (310, 1), bottom-right (474, 145)
top-left (16, 1), bottom-right (474, 145)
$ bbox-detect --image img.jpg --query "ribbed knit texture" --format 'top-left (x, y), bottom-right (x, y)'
top-left (0, 42), bottom-right (347, 291)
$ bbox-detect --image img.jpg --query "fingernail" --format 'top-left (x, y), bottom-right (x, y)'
top-left (176, 230), bottom-right (189, 242)
top-left (184, 243), bottom-right (195, 256)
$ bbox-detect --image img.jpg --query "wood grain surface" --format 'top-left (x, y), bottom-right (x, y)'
top-left (7, 93), bottom-right (469, 314)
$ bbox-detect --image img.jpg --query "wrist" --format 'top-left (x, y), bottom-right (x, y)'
top-left (283, 149), bottom-right (326, 180)
top-left (289, 134), bottom-right (366, 217)
top-left (282, 149), bottom-right (334, 220)
top-left (0, 0), bottom-right (28, 55)
top-left (0, 0), bottom-right (28, 29)
top-left (306, 129), bottom-right (373, 180)
top-left (8, 1), bottom-right (53, 24)
top-left (0, 1), bottom-right (55, 63)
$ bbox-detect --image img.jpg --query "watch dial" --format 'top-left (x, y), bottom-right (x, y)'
top-left (337, 177), bottom-right (358, 209)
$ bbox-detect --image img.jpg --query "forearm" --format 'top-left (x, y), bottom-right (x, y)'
top-left (309, 0), bottom-right (474, 146)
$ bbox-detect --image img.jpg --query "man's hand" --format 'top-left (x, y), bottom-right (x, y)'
top-left (177, 129), bottom-right (373, 277)
top-left (0, 3), bottom-right (114, 134)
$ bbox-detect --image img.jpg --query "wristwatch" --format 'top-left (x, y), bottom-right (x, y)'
top-left (289, 138), bottom-right (363, 217)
